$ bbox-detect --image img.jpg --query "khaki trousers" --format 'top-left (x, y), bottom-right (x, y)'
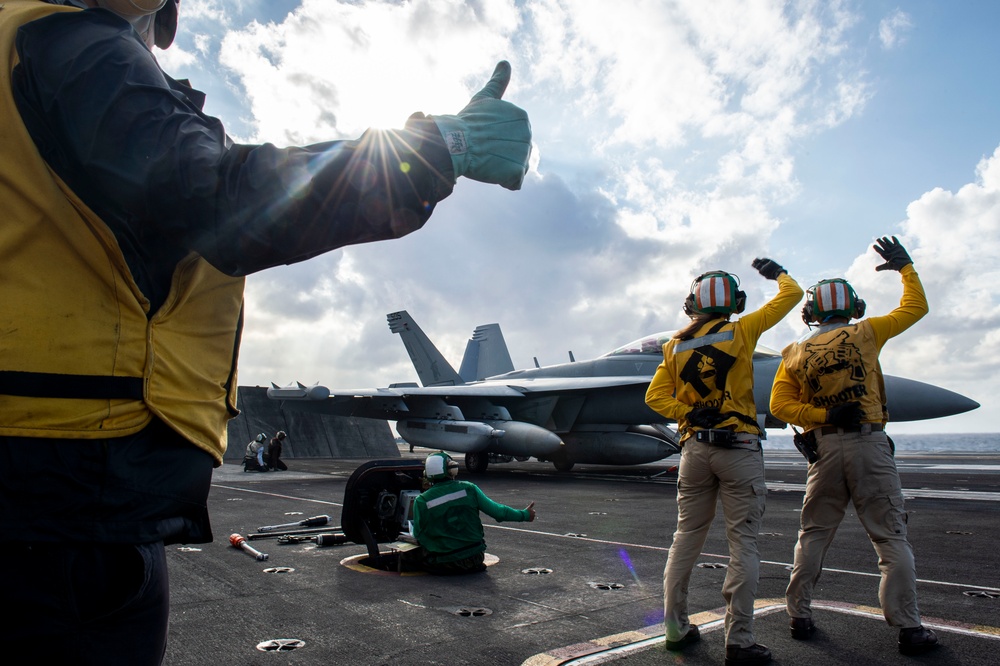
top-left (664, 441), bottom-right (767, 648)
top-left (785, 430), bottom-right (920, 628)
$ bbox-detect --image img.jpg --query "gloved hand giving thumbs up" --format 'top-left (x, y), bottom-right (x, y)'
top-left (430, 61), bottom-right (532, 190)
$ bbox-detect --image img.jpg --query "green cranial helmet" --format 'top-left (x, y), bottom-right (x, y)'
top-left (424, 451), bottom-right (459, 482)
top-left (802, 278), bottom-right (866, 325)
top-left (683, 271), bottom-right (746, 316)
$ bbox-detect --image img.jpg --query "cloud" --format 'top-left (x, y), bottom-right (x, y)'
top-left (878, 9), bottom-right (913, 50)
top-left (836, 144), bottom-right (1000, 430)
top-left (217, 0), bottom-right (876, 385)
top-left (217, 0), bottom-right (521, 143)
top-left (178, 1), bottom-right (989, 432)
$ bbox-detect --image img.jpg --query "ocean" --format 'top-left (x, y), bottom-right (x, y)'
top-left (763, 432), bottom-right (1000, 453)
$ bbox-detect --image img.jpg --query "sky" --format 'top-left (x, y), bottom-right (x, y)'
top-left (156, 0), bottom-right (999, 435)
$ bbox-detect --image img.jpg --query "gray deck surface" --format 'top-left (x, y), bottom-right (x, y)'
top-left (164, 447), bottom-right (1000, 665)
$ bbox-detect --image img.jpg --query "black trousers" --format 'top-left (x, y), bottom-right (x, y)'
top-left (0, 541), bottom-right (169, 664)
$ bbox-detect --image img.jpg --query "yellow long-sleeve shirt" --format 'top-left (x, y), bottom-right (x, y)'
top-left (769, 264), bottom-right (928, 430)
top-left (646, 272), bottom-right (803, 437)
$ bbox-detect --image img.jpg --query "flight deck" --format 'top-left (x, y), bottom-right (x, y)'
top-left (164, 449), bottom-right (1000, 665)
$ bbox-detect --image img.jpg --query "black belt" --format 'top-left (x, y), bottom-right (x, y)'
top-left (819, 424), bottom-right (884, 436)
top-left (0, 370), bottom-right (144, 400)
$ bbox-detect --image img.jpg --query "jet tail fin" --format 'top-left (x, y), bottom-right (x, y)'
top-left (458, 323), bottom-right (515, 381)
top-left (387, 311), bottom-right (463, 387)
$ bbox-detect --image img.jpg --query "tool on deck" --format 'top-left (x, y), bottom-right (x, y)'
top-left (257, 514), bottom-right (331, 532)
top-left (247, 527), bottom-right (340, 541)
top-left (277, 533), bottom-right (350, 547)
top-left (229, 533), bottom-right (269, 561)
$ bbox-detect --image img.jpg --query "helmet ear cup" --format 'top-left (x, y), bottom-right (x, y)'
top-left (153, 0), bottom-right (179, 49)
top-left (855, 298), bottom-right (866, 319)
top-left (801, 301), bottom-right (816, 325)
top-left (683, 293), bottom-right (696, 317)
top-left (735, 289), bottom-right (746, 314)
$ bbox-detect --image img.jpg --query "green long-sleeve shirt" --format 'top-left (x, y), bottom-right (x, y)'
top-left (412, 479), bottom-right (530, 563)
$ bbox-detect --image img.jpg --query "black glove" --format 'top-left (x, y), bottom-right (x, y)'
top-left (687, 407), bottom-right (723, 429)
top-left (752, 257), bottom-right (786, 280)
top-left (873, 236), bottom-right (912, 272)
top-left (827, 402), bottom-right (863, 428)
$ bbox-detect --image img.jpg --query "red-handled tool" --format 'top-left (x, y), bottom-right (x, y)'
top-left (229, 533), bottom-right (269, 561)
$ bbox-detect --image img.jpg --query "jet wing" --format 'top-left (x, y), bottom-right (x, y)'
top-left (269, 376), bottom-right (652, 422)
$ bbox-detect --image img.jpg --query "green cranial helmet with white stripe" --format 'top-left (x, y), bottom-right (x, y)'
top-left (802, 278), bottom-right (866, 325)
top-left (683, 271), bottom-right (746, 316)
top-left (424, 451), bottom-right (459, 481)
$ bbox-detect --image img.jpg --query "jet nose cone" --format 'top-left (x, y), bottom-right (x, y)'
top-left (884, 376), bottom-right (980, 422)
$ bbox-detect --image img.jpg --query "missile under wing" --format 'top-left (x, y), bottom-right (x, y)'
top-left (269, 311), bottom-right (979, 472)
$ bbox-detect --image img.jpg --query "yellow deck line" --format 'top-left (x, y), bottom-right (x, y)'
top-left (521, 598), bottom-right (1000, 665)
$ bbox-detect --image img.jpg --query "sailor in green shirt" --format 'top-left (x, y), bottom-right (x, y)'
top-left (413, 452), bottom-right (536, 574)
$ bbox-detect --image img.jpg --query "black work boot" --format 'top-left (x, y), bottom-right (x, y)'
top-left (790, 616), bottom-right (816, 639)
top-left (899, 626), bottom-right (939, 655)
top-left (665, 624), bottom-right (700, 651)
top-left (725, 643), bottom-right (772, 666)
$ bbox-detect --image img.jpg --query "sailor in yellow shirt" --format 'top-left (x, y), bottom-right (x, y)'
top-left (646, 258), bottom-right (802, 666)
top-left (769, 236), bottom-right (939, 656)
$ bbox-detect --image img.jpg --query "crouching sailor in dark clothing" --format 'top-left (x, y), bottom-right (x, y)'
top-left (268, 431), bottom-right (288, 471)
top-left (412, 452), bottom-right (535, 574)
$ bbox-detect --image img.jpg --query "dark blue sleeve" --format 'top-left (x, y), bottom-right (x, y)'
top-left (12, 9), bottom-right (454, 279)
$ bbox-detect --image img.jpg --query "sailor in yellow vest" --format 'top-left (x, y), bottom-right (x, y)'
top-left (646, 259), bottom-right (803, 666)
top-left (0, 1), bottom-right (531, 662)
top-left (769, 236), bottom-right (939, 656)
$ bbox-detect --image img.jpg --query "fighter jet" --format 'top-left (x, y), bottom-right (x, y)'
top-left (268, 311), bottom-right (980, 472)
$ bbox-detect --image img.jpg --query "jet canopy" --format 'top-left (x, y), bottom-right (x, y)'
top-left (601, 331), bottom-right (781, 360)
